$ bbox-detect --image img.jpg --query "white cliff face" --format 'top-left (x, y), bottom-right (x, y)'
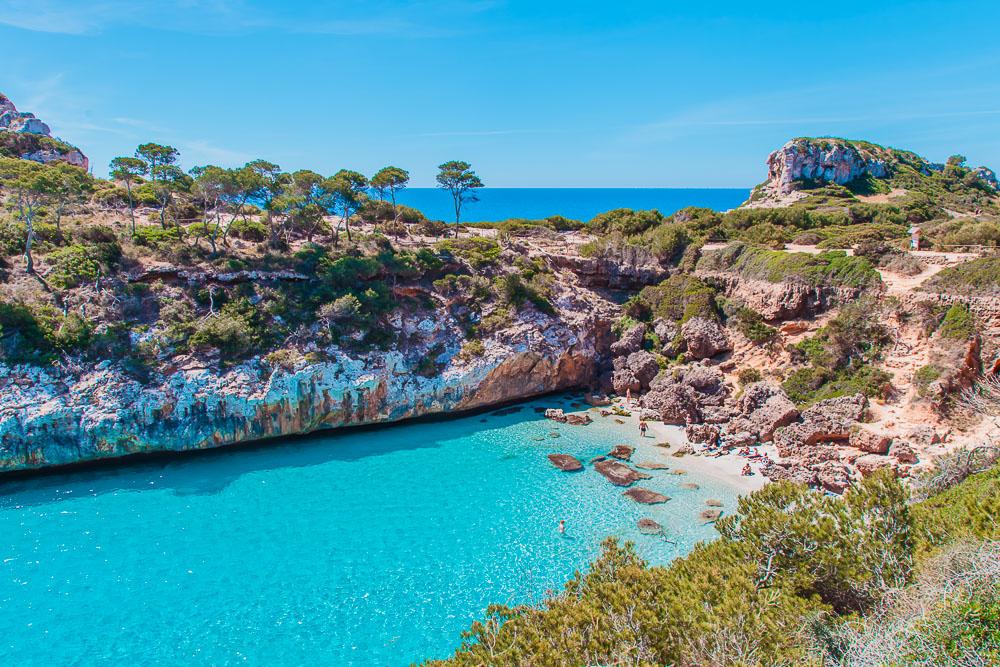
top-left (765, 139), bottom-right (892, 194)
top-left (0, 297), bottom-right (613, 472)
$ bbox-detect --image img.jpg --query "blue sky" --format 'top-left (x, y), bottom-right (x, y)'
top-left (3, 0), bottom-right (1000, 186)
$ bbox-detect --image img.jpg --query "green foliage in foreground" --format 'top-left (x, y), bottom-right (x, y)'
top-left (921, 256), bottom-right (1000, 295)
top-left (428, 464), bottom-right (1000, 667)
top-left (697, 242), bottom-right (881, 289)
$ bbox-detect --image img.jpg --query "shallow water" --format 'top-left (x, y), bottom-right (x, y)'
top-left (0, 394), bottom-right (740, 666)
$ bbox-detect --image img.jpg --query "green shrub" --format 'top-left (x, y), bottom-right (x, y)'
top-left (920, 257), bottom-right (1000, 295)
top-left (436, 237), bottom-right (502, 269)
top-left (132, 225), bottom-right (184, 249)
top-left (188, 297), bottom-right (269, 360)
top-left (731, 307), bottom-right (777, 345)
top-left (228, 217), bottom-right (268, 241)
top-left (938, 303), bottom-right (976, 340)
top-left (697, 242), bottom-right (881, 289)
top-left (913, 364), bottom-right (942, 396)
top-left (738, 367), bottom-right (762, 385)
top-left (588, 208), bottom-right (664, 235)
top-left (456, 339), bottom-right (485, 361)
top-left (634, 275), bottom-right (718, 324)
top-left (45, 244), bottom-right (100, 289)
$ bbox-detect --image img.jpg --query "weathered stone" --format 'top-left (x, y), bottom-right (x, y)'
top-left (855, 454), bottom-right (898, 477)
top-left (889, 441), bottom-right (918, 464)
top-left (624, 487), bottom-right (669, 504)
top-left (564, 413), bottom-right (592, 426)
top-left (547, 454), bottom-right (583, 471)
top-left (850, 426), bottom-right (891, 455)
top-left (652, 318), bottom-right (679, 346)
top-left (680, 317), bottom-right (732, 359)
top-left (685, 423), bottom-right (719, 446)
top-left (544, 408), bottom-right (567, 422)
top-left (593, 459), bottom-right (651, 486)
top-left (815, 462), bottom-right (852, 493)
top-left (705, 498), bottom-right (723, 507)
top-left (635, 461), bottom-right (670, 470)
top-left (801, 393), bottom-right (868, 425)
top-left (611, 369), bottom-right (641, 395)
top-left (734, 382), bottom-right (799, 442)
top-left (680, 482), bottom-right (700, 490)
top-left (608, 444), bottom-right (634, 461)
top-left (700, 508), bottom-right (723, 521)
top-left (625, 350), bottom-right (660, 390)
top-left (761, 461), bottom-right (817, 486)
top-left (610, 323), bottom-right (647, 357)
top-left (640, 383), bottom-right (701, 424)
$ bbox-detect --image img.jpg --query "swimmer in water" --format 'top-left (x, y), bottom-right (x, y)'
top-left (558, 520), bottom-right (566, 534)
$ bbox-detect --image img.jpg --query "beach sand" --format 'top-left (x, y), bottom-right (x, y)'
top-left (584, 397), bottom-right (771, 495)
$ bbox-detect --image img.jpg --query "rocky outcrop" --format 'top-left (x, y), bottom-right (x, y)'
top-left (722, 382), bottom-right (798, 444)
top-left (973, 166), bottom-right (999, 191)
top-left (774, 394), bottom-right (868, 456)
top-left (680, 317), bottom-right (731, 359)
top-left (0, 92), bottom-right (89, 169)
top-left (697, 272), bottom-right (866, 321)
top-left (762, 138), bottom-right (894, 196)
top-left (608, 444), bottom-right (634, 461)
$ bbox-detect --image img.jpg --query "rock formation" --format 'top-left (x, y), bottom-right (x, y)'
top-left (547, 454), bottom-right (583, 471)
top-left (0, 92), bottom-right (89, 169)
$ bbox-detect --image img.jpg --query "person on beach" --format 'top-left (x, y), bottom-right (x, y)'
top-left (558, 520), bottom-right (566, 534)
top-left (742, 463), bottom-right (753, 476)
top-left (639, 421), bottom-right (648, 437)
top-left (625, 388), bottom-right (632, 406)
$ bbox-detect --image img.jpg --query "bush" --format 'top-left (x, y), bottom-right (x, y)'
top-left (920, 257), bottom-right (1000, 295)
top-left (730, 307), bottom-right (777, 345)
top-left (738, 367), bottom-right (762, 385)
top-left (456, 339), bottom-right (485, 361)
top-left (228, 217), bottom-right (267, 242)
top-left (913, 364), bottom-right (942, 396)
top-left (938, 303), bottom-right (976, 340)
top-left (188, 297), bottom-right (269, 360)
top-left (132, 225), bottom-right (184, 249)
top-left (634, 275), bottom-right (718, 324)
top-left (588, 208), bottom-right (663, 235)
top-left (697, 242), bottom-right (881, 289)
top-left (44, 244), bottom-right (100, 289)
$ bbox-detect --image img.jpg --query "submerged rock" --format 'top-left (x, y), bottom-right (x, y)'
top-left (624, 487), bottom-right (669, 504)
top-left (547, 454), bottom-right (583, 471)
top-left (593, 459), bottom-right (651, 486)
top-left (635, 461), bottom-right (670, 470)
top-left (638, 518), bottom-right (664, 534)
top-left (564, 413), bottom-right (593, 426)
top-left (608, 444), bottom-right (634, 461)
top-left (700, 508), bottom-right (723, 522)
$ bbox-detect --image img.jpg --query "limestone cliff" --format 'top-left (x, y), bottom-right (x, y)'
top-left (0, 92), bottom-right (89, 170)
top-left (0, 291), bottom-right (613, 472)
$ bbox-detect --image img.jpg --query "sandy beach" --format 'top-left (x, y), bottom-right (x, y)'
top-left (585, 397), bottom-right (772, 495)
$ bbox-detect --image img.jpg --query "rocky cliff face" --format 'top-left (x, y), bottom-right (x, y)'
top-left (764, 138), bottom-right (895, 195)
top-left (0, 292), bottom-right (613, 472)
top-left (0, 92), bottom-right (89, 170)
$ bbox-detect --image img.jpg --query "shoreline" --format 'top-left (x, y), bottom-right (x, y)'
top-left (581, 397), bottom-right (771, 495)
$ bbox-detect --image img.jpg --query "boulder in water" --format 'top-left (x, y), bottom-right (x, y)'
top-left (593, 459), bottom-right (651, 486)
top-left (608, 444), bottom-right (634, 460)
top-left (638, 518), bottom-right (664, 534)
top-left (624, 487), bottom-right (670, 504)
top-left (547, 454), bottom-right (583, 471)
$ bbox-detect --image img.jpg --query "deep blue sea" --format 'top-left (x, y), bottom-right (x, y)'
top-left (0, 394), bottom-right (740, 666)
top-left (395, 188), bottom-right (749, 222)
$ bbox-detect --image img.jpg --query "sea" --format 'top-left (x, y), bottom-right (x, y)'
top-left (394, 188), bottom-right (750, 222)
top-left (0, 394), bottom-right (742, 666)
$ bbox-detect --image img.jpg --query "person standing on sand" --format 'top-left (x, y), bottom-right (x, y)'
top-left (625, 388), bottom-right (632, 406)
top-left (639, 421), bottom-right (648, 437)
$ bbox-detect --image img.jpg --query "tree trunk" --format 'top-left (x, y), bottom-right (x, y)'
top-left (126, 181), bottom-right (136, 236)
top-left (24, 215), bottom-right (35, 275)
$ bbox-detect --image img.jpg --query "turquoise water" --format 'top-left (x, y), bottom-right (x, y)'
top-left (0, 394), bottom-right (738, 666)
top-left (395, 187), bottom-right (750, 222)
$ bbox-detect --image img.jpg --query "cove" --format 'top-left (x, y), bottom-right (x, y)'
top-left (0, 394), bottom-right (740, 666)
